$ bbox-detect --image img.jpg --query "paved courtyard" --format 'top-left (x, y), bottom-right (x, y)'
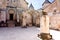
top-left (0, 27), bottom-right (60, 40)
top-left (0, 27), bottom-right (40, 40)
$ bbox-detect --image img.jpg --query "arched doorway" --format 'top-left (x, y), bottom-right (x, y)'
top-left (10, 14), bottom-right (13, 20)
top-left (7, 9), bottom-right (15, 27)
top-left (8, 9), bottom-right (15, 21)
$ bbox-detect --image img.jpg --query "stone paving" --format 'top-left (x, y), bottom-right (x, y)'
top-left (0, 27), bottom-right (60, 40)
top-left (0, 27), bottom-right (40, 40)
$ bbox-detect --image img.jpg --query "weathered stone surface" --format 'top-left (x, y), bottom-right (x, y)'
top-left (36, 13), bottom-right (40, 27)
top-left (22, 12), bottom-right (27, 27)
top-left (26, 13), bottom-right (32, 26)
top-left (50, 14), bottom-right (60, 30)
top-left (0, 27), bottom-right (40, 40)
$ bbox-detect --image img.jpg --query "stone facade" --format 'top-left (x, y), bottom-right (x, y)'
top-left (0, 0), bottom-right (28, 27)
top-left (42, 0), bottom-right (60, 30)
top-left (0, 0), bottom-right (40, 27)
top-left (42, 0), bottom-right (60, 13)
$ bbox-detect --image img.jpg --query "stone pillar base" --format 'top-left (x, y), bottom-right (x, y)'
top-left (29, 24), bottom-right (32, 27)
top-left (38, 33), bottom-right (52, 40)
top-left (36, 24), bottom-right (40, 27)
top-left (22, 26), bottom-right (27, 28)
top-left (15, 22), bottom-right (20, 26)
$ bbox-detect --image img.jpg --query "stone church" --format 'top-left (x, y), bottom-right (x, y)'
top-left (0, 0), bottom-right (40, 27)
top-left (0, 0), bottom-right (28, 27)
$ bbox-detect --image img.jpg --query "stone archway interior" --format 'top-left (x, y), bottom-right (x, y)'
top-left (10, 14), bottom-right (13, 20)
top-left (8, 9), bottom-right (15, 20)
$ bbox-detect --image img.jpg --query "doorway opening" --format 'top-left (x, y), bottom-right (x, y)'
top-left (10, 14), bottom-right (13, 20)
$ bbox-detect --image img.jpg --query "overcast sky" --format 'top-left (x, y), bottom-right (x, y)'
top-left (26, 0), bottom-right (45, 10)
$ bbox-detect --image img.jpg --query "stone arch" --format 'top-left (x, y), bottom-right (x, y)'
top-left (8, 9), bottom-right (15, 14)
top-left (8, 9), bottom-right (15, 20)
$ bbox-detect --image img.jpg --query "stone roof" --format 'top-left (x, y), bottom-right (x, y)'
top-left (42, 0), bottom-right (51, 6)
top-left (29, 4), bottom-right (34, 9)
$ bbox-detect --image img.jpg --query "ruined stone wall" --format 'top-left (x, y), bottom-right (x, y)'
top-left (35, 12), bottom-right (40, 27)
top-left (50, 13), bottom-right (60, 30)
top-left (26, 13), bottom-right (32, 26)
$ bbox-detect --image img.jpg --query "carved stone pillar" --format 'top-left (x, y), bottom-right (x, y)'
top-left (36, 14), bottom-right (40, 27)
top-left (22, 12), bottom-right (27, 28)
top-left (38, 11), bottom-right (52, 40)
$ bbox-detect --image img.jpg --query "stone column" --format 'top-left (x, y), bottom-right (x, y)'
top-left (22, 12), bottom-right (27, 28)
top-left (17, 13), bottom-right (19, 22)
top-left (28, 14), bottom-right (32, 27)
top-left (38, 11), bottom-right (52, 40)
top-left (32, 14), bottom-right (36, 26)
top-left (36, 13), bottom-right (40, 27)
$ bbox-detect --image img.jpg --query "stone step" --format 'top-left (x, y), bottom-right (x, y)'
top-left (7, 21), bottom-right (15, 27)
top-left (8, 24), bottom-right (15, 27)
top-left (7, 21), bottom-right (14, 23)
